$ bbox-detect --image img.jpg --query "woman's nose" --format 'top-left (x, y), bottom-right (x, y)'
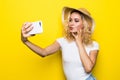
top-left (69, 21), bottom-right (75, 26)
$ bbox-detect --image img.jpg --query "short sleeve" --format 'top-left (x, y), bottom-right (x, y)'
top-left (56, 37), bottom-right (64, 47)
top-left (91, 41), bottom-right (99, 51)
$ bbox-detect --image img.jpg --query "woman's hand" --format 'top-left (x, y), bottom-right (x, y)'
top-left (72, 29), bottom-right (83, 42)
top-left (21, 22), bottom-right (34, 42)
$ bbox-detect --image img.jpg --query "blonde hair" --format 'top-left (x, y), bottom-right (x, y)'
top-left (63, 10), bottom-right (93, 45)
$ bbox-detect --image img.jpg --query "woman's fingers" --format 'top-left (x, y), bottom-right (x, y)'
top-left (24, 26), bottom-right (33, 34)
top-left (72, 29), bottom-right (83, 39)
top-left (72, 32), bottom-right (77, 36)
top-left (23, 23), bottom-right (33, 33)
top-left (21, 22), bottom-right (34, 37)
top-left (24, 22), bottom-right (32, 29)
top-left (23, 22), bottom-right (32, 30)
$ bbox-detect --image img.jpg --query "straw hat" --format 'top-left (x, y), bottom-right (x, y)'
top-left (62, 7), bottom-right (95, 33)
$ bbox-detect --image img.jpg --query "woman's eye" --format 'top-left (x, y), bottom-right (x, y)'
top-left (75, 19), bottom-right (80, 22)
top-left (75, 20), bottom-right (79, 22)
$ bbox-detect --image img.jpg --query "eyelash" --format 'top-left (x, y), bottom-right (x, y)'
top-left (69, 19), bottom-right (79, 22)
top-left (75, 20), bottom-right (79, 22)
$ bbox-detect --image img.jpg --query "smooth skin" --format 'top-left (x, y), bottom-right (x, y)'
top-left (21, 12), bottom-right (98, 73)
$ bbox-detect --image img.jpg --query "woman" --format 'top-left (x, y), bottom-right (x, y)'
top-left (21, 7), bottom-right (99, 80)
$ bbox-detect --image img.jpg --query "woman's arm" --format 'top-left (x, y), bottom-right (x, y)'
top-left (23, 40), bottom-right (60, 57)
top-left (76, 40), bottom-right (98, 73)
top-left (21, 22), bottom-right (60, 57)
top-left (72, 31), bottom-right (99, 73)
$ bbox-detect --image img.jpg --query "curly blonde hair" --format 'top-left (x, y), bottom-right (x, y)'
top-left (63, 10), bottom-right (93, 45)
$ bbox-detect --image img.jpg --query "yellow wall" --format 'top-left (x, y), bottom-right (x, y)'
top-left (0, 0), bottom-right (120, 80)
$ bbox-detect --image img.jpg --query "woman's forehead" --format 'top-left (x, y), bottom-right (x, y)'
top-left (69, 12), bottom-right (82, 19)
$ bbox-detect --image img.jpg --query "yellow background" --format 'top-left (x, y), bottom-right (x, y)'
top-left (0, 0), bottom-right (120, 80)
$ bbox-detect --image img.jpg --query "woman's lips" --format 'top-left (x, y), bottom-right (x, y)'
top-left (69, 27), bottom-right (73, 30)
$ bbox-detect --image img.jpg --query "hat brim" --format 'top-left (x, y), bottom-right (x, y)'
top-left (62, 7), bottom-right (95, 33)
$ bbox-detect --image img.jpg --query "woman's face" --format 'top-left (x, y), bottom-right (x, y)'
top-left (68, 12), bottom-right (83, 33)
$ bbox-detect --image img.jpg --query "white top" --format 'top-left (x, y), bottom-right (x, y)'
top-left (56, 37), bottom-right (99, 80)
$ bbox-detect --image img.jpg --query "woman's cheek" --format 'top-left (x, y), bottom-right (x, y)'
top-left (76, 26), bottom-right (81, 31)
top-left (77, 24), bottom-right (83, 30)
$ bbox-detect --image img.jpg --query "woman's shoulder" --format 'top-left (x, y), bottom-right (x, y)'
top-left (91, 40), bottom-right (100, 50)
top-left (86, 40), bottom-right (99, 50)
top-left (92, 41), bottom-right (99, 45)
top-left (56, 37), bottom-right (66, 41)
top-left (56, 37), bottom-right (68, 45)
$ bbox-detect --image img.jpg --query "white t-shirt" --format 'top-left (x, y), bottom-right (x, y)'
top-left (56, 37), bottom-right (99, 80)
